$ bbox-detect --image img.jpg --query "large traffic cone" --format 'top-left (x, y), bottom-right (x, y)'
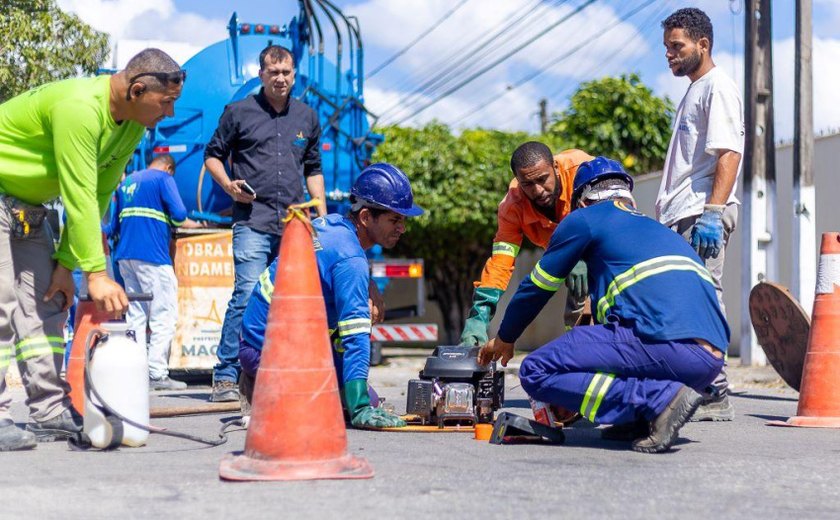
top-left (65, 300), bottom-right (113, 416)
top-left (772, 233), bottom-right (840, 428)
top-left (219, 216), bottom-right (374, 481)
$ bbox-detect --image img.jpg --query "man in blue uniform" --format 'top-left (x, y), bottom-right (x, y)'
top-left (238, 163), bottom-right (423, 429)
top-left (110, 154), bottom-right (201, 390)
top-left (479, 157), bottom-right (728, 453)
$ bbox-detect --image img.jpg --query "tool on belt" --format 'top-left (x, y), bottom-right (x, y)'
top-left (2, 195), bottom-right (48, 238)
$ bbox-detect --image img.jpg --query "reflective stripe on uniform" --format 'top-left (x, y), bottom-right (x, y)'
top-left (258, 268), bottom-right (274, 303)
top-left (329, 328), bottom-right (344, 353)
top-left (580, 372), bottom-right (615, 422)
top-left (492, 242), bottom-right (521, 258)
top-left (119, 207), bottom-right (174, 225)
top-left (596, 255), bottom-right (713, 322)
top-left (337, 317), bottom-right (371, 337)
top-left (0, 344), bottom-right (13, 369)
top-left (15, 336), bottom-right (65, 361)
top-left (529, 261), bottom-right (564, 292)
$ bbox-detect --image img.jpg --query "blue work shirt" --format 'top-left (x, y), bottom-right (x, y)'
top-left (111, 168), bottom-right (187, 266)
top-left (241, 214), bottom-right (373, 383)
top-left (204, 90), bottom-right (322, 236)
top-left (498, 200), bottom-right (730, 351)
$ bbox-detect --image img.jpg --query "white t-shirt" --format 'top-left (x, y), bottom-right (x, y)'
top-left (655, 66), bottom-right (744, 227)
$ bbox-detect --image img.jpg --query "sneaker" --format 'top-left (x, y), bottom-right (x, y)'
top-left (239, 372), bottom-right (254, 419)
top-left (632, 387), bottom-right (703, 454)
top-left (601, 418), bottom-right (649, 442)
top-left (26, 408), bottom-right (83, 442)
top-left (690, 394), bottom-right (734, 422)
top-left (0, 420), bottom-right (37, 451)
top-left (149, 376), bottom-right (188, 391)
top-left (211, 380), bottom-right (239, 402)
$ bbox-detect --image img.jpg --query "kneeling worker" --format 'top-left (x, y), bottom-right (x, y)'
top-left (479, 157), bottom-right (728, 453)
top-left (238, 163), bottom-right (424, 429)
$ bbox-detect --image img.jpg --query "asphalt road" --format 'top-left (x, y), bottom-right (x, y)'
top-left (2, 356), bottom-right (839, 519)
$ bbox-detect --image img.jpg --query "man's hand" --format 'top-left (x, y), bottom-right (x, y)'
top-left (87, 271), bottom-right (129, 317)
top-left (224, 179), bottom-right (257, 204)
top-left (478, 337), bottom-right (515, 367)
top-left (368, 279), bottom-right (385, 325)
top-left (690, 205), bottom-right (725, 259)
top-left (44, 264), bottom-right (75, 311)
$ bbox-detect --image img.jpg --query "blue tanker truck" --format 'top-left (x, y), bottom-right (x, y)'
top-left (120, 1), bottom-right (436, 371)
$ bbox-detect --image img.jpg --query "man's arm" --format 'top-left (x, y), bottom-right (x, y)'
top-left (707, 150), bottom-right (741, 205)
top-left (305, 174), bottom-right (327, 217)
top-left (205, 107), bottom-right (255, 204)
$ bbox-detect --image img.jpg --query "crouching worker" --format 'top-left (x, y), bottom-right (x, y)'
top-left (238, 163), bottom-right (424, 429)
top-left (478, 157), bottom-right (729, 453)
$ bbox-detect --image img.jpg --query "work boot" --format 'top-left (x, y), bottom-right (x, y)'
top-left (238, 371), bottom-right (254, 423)
top-left (690, 394), bottom-right (735, 422)
top-left (26, 407), bottom-right (83, 442)
top-left (149, 376), bottom-right (188, 391)
top-left (0, 419), bottom-right (37, 451)
top-left (601, 418), bottom-right (649, 442)
top-left (632, 387), bottom-right (702, 454)
top-left (211, 380), bottom-right (239, 402)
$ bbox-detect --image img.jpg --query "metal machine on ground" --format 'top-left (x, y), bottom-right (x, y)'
top-left (405, 346), bottom-right (505, 427)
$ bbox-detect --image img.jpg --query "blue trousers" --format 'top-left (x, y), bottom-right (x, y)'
top-left (519, 322), bottom-right (723, 425)
top-left (213, 225), bottom-right (280, 383)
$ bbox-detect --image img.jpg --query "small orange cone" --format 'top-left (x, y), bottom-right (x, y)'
top-left (219, 216), bottom-right (374, 481)
top-left (772, 233), bottom-right (840, 428)
top-left (65, 301), bottom-right (113, 416)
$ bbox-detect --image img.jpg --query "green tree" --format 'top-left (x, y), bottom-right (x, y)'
top-left (0, 0), bottom-right (110, 102)
top-left (373, 123), bottom-right (532, 342)
top-left (548, 73), bottom-right (674, 175)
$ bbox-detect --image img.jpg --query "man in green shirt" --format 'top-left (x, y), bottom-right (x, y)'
top-left (0, 48), bottom-right (184, 451)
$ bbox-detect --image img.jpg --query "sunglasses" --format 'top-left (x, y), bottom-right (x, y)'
top-left (126, 70), bottom-right (187, 100)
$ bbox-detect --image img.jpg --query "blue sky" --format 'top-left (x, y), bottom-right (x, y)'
top-left (58, 0), bottom-right (840, 140)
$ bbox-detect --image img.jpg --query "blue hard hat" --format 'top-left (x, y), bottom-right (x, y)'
top-left (572, 156), bottom-right (634, 202)
top-left (351, 163), bottom-right (425, 217)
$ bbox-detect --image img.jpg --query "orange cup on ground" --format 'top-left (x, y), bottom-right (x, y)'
top-left (474, 423), bottom-right (493, 441)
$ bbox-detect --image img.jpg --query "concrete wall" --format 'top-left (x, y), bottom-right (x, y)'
top-left (413, 132), bottom-right (840, 353)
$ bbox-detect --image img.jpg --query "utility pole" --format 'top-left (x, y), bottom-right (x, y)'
top-left (538, 98), bottom-right (548, 134)
top-left (741, 0), bottom-right (775, 366)
top-left (793, 0), bottom-right (816, 316)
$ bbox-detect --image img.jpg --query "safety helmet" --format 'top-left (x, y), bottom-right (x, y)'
top-left (350, 163), bottom-right (425, 217)
top-left (572, 156), bottom-right (634, 205)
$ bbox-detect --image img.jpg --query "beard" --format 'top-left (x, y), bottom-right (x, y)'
top-left (672, 49), bottom-right (702, 77)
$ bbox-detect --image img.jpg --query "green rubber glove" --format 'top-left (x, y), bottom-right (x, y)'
top-left (565, 260), bottom-right (588, 300)
top-left (459, 287), bottom-right (504, 346)
top-left (344, 379), bottom-right (406, 429)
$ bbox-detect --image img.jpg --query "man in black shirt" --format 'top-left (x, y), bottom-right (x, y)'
top-left (205, 45), bottom-right (326, 402)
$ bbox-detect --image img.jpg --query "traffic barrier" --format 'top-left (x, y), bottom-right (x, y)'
top-left (771, 232), bottom-right (840, 428)
top-left (219, 214), bottom-right (374, 481)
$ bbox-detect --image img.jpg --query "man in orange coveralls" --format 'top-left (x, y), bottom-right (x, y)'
top-left (460, 141), bottom-right (593, 348)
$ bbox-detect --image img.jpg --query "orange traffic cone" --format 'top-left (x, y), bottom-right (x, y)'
top-left (772, 232), bottom-right (840, 428)
top-left (65, 300), bottom-right (113, 415)
top-left (219, 216), bottom-right (374, 481)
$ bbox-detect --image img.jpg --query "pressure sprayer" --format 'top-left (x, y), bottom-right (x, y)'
top-left (69, 314), bottom-right (240, 451)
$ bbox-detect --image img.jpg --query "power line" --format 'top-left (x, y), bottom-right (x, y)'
top-left (376, 0), bottom-right (553, 122)
top-left (449, 0), bottom-right (661, 128)
top-left (366, 0), bottom-right (471, 79)
top-left (390, 0), bottom-right (597, 127)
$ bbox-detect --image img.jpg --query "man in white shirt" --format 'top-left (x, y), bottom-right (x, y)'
top-left (656, 7), bottom-right (744, 422)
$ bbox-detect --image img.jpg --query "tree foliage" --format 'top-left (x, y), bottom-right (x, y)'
top-left (548, 73), bottom-right (674, 175)
top-left (373, 123), bottom-right (532, 341)
top-left (0, 0), bottom-right (110, 102)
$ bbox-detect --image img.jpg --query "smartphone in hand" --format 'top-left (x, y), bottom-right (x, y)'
top-left (240, 182), bottom-right (256, 196)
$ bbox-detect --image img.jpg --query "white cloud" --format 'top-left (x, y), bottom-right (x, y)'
top-left (57, 0), bottom-right (227, 65)
top-left (351, 0), bottom-right (653, 131)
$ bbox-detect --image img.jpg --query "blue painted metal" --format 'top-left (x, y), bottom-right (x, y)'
top-left (128, 8), bottom-right (383, 219)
